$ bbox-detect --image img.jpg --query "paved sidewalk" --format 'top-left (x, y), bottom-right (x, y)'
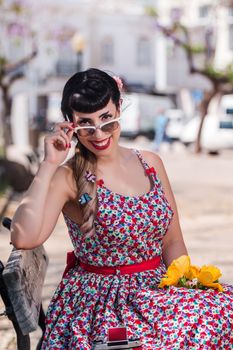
top-left (0, 145), bottom-right (233, 349)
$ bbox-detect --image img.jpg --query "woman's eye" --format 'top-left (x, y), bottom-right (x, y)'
top-left (102, 114), bottom-right (112, 121)
top-left (79, 120), bottom-right (91, 126)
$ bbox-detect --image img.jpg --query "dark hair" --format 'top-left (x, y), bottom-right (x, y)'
top-left (61, 68), bottom-right (121, 121)
top-left (61, 68), bottom-right (121, 237)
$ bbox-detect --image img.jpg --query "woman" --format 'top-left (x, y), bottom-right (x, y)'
top-left (11, 68), bottom-right (233, 349)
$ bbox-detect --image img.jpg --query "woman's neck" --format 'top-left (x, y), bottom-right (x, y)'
top-left (96, 146), bottom-right (133, 172)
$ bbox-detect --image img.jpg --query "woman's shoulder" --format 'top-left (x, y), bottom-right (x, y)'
top-left (52, 161), bottom-right (77, 200)
top-left (137, 149), bottom-right (164, 171)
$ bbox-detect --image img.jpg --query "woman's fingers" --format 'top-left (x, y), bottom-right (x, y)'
top-left (52, 135), bottom-right (67, 149)
top-left (43, 122), bottom-right (75, 164)
top-left (53, 122), bottom-right (74, 133)
top-left (48, 122), bottom-right (75, 148)
top-left (56, 129), bottom-right (71, 147)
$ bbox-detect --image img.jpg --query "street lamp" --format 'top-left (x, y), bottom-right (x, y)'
top-left (71, 33), bottom-right (85, 72)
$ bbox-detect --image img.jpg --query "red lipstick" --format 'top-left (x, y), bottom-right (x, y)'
top-left (90, 137), bottom-right (111, 150)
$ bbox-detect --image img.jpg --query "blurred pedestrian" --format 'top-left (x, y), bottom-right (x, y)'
top-left (153, 108), bottom-right (169, 151)
top-left (11, 68), bottom-right (233, 349)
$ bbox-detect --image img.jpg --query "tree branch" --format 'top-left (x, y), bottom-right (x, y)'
top-left (3, 49), bottom-right (37, 75)
top-left (155, 20), bottom-right (233, 87)
top-left (9, 71), bottom-right (24, 85)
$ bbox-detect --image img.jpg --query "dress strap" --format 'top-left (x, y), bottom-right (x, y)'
top-left (133, 149), bottom-right (157, 182)
top-left (133, 149), bottom-right (150, 169)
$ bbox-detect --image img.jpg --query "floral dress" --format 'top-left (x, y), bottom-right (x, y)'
top-left (41, 150), bottom-right (233, 350)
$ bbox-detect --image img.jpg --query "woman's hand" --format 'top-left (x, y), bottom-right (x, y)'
top-left (44, 122), bottom-right (75, 165)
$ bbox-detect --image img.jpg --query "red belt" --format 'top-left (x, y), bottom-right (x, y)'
top-left (63, 251), bottom-right (160, 277)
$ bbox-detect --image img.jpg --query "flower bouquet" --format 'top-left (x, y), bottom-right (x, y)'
top-left (158, 255), bottom-right (223, 292)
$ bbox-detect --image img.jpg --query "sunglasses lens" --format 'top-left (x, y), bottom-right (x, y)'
top-left (77, 128), bottom-right (95, 137)
top-left (101, 121), bottom-right (119, 133)
top-left (76, 119), bottom-right (120, 137)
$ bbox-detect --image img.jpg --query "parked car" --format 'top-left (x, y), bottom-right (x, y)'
top-left (180, 94), bottom-right (233, 153)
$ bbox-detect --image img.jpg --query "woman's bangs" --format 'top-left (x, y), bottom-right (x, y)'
top-left (70, 93), bottom-right (110, 114)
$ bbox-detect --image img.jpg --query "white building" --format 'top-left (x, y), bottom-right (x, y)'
top-left (2, 0), bottom-right (233, 98)
top-left (25, 0), bottom-right (158, 90)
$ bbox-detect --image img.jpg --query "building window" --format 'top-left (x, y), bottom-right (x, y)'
top-left (101, 39), bottom-right (114, 65)
top-left (229, 24), bottom-right (233, 51)
top-left (199, 5), bottom-right (210, 18)
top-left (137, 37), bottom-right (151, 66)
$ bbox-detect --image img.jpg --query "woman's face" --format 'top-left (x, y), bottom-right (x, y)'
top-left (73, 99), bottom-right (121, 156)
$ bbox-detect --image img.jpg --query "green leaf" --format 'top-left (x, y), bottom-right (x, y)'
top-left (178, 277), bottom-right (187, 287)
top-left (204, 65), bottom-right (224, 80)
top-left (190, 45), bottom-right (206, 54)
top-left (144, 6), bottom-right (158, 17)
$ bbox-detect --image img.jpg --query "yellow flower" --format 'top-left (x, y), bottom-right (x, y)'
top-left (158, 265), bottom-right (181, 288)
top-left (171, 255), bottom-right (191, 276)
top-left (198, 265), bottom-right (223, 292)
top-left (185, 265), bottom-right (200, 280)
top-left (158, 256), bottom-right (224, 292)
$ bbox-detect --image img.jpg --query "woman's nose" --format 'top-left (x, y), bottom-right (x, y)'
top-left (94, 127), bottom-right (104, 137)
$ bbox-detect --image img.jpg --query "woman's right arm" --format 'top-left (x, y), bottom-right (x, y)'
top-left (11, 122), bottom-right (75, 249)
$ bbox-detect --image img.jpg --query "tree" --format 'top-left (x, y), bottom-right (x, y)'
top-left (146, 3), bottom-right (233, 153)
top-left (0, 0), bottom-right (37, 157)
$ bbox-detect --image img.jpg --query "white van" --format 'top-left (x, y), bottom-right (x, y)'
top-left (120, 93), bottom-right (140, 139)
top-left (120, 93), bottom-right (173, 139)
top-left (180, 94), bottom-right (233, 152)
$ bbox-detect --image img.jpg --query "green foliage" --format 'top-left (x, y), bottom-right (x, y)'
top-left (0, 56), bottom-right (7, 75)
top-left (181, 43), bottom-right (205, 54)
top-left (190, 45), bottom-right (206, 54)
top-left (204, 65), bottom-right (225, 80)
top-left (0, 145), bottom-right (4, 157)
top-left (0, 0), bottom-right (24, 14)
top-left (172, 22), bottom-right (186, 32)
top-left (0, 56), bottom-right (7, 67)
top-left (225, 63), bottom-right (233, 84)
top-left (9, 1), bottom-right (24, 14)
top-left (144, 6), bottom-right (158, 17)
top-left (203, 65), bottom-right (233, 84)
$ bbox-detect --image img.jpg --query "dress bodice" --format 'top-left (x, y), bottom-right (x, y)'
top-left (64, 150), bottom-right (173, 266)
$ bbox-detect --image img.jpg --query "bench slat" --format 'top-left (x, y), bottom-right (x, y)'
top-left (2, 246), bottom-right (49, 335)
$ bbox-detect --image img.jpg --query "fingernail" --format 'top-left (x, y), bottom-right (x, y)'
top-left (72, 123), bottom-right (75, 128)
top-left (69, 143), bottom-right (71, 148)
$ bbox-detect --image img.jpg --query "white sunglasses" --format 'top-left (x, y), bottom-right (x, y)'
top-left (74, 117), bottom-right (121, 137)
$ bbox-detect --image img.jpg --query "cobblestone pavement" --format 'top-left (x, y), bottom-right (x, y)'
top-left (0, 142), bottom-right (233, 349)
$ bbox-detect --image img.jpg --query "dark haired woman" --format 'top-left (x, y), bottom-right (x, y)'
top-left (11, 68), bottom-right (233, 349)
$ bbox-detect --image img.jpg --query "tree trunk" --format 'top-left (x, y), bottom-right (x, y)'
top-left (1, 84), bottom-right (13, 157)
top-left (194, 89), bottom-right (218, 153)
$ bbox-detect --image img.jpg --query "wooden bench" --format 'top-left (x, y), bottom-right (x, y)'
top-left (0, 217), bottom-right (49, 350)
